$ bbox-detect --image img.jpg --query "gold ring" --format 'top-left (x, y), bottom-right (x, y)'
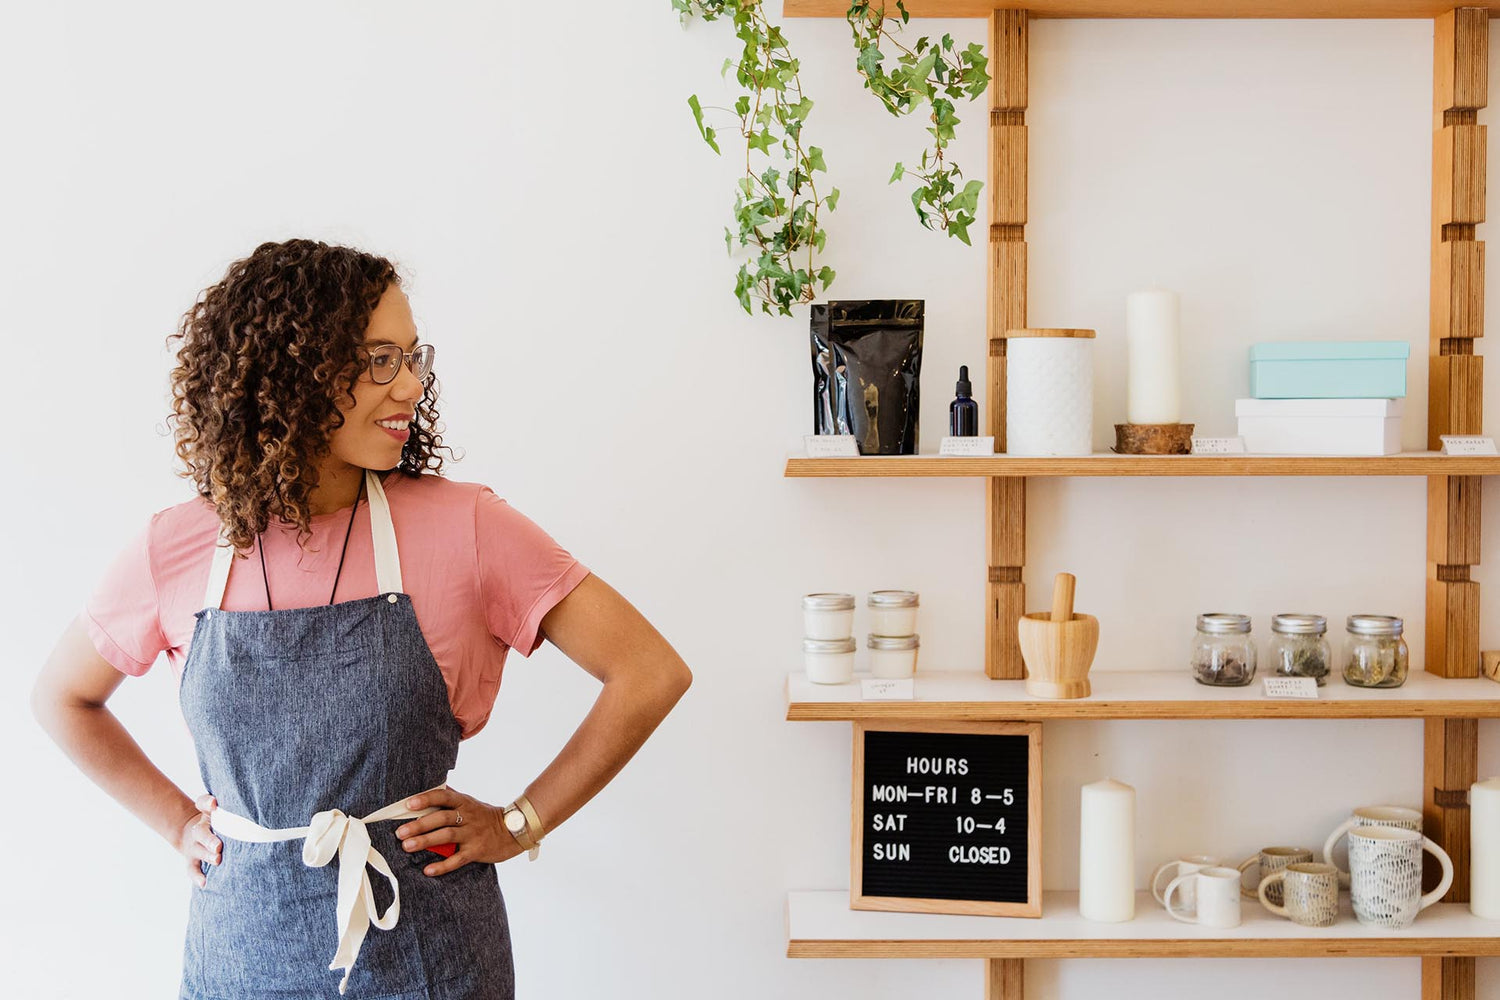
top-left (455, 810), bottom-right (464, 826)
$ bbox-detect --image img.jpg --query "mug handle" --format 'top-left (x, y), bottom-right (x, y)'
top-left (1163, 873), bottom-right (1199, 924)
top-left (1236, 855), bottom-right (1259, 900)
top-left (1257, 871), bottom-right (1288, 917)
top-left (1322, 819), bottom-right (1355, 889)
top-left (1150, 861), bottom-right (1179, 906)
top-left (1418, 836), bottom-right (1455, 912)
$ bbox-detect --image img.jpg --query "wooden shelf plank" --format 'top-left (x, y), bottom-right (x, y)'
top-left (787, 890), bottom-right (1500, 958)
top-left (786, 670), bottom-right (1500, 721)
top-left (784, 1), bottom-right (1500, 18)
top-left (784, 452), bottom-right (1500, 478)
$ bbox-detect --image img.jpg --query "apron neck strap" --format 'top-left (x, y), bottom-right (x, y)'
top-left (202, 469), bottom-right (402, 611)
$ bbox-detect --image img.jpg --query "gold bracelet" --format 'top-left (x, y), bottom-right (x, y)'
top-left (514, 793), bottom-right (546, 844)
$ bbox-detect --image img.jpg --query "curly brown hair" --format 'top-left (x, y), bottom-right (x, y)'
top-left (166, 238), bottom-right (454, 554)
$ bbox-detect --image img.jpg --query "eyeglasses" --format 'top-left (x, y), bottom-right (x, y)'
top-left (361, 343), bottom-right (435, 385)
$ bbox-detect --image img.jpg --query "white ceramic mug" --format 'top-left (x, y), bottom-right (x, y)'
top-left (1258, 862), bottom-right (1340, 928)
top-left (1348, 826), bottom-right (1453, 930)
top-left (1150, 854), bottom-right (1221, 909)
top-left (1164, 866), bottom-right (1242, 928)
top-left (1236, 846), bottom-right (1314, 902)
top-left (1323, 805), bottom-right (1423, 888)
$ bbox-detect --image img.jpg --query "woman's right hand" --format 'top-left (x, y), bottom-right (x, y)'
top-left (177, 794), bottom-right (221, 888)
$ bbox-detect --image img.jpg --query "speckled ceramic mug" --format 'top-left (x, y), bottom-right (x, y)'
top-left (1258, 862), bottom-right (1340, 927)
top-left (1348, 826), bottom-right (1452, 930)
top-left (1236, 846), bottom-right (1314, 903)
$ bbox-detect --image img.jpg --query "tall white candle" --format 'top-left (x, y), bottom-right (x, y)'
top-left (1472, 777), bottom-right (1500, 918)
top-left (1125, 289), bottom-right (1181, 424)
top-left (1079, 777), bottom-right (1136, 922)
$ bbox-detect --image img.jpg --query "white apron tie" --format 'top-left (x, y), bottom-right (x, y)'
top-left (209, 783), bottom-right (448, 995)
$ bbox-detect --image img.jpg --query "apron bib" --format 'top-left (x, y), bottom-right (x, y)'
top-left (178, 469), bottom-right (514, 999)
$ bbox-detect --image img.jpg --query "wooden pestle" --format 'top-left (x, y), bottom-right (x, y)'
top-left (1050, 572), bottom-right (1076, 623)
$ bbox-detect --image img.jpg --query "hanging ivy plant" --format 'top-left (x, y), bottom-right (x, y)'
top-left (675, 0), bottom-right (990, 317)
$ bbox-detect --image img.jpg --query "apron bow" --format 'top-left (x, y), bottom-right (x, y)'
top-left (209, 784), bottom-right (449, 995)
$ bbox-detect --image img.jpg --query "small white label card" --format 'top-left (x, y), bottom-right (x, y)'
top-left (861, 678), bottom-right (915, 701)
top-left (1261, 676), bottom-right (1319, 699)
top-left (803, 434), bottom-right (859, 458)
top-left (1191, 436), bottom-right (1248, 455)
top-left (1440, 435), bottom-right (1499, 456)
top-left (939, 436), bottom-right (996, 457)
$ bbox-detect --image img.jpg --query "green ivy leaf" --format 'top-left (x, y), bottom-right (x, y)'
top-left (889, 162), bottom-right (904, 183)
top-left (688, 95), bottom-right (721, 154)
top-left (826, 187), bottom-right (840, 210)
top-left (807, 146), bottom-right (827, 172)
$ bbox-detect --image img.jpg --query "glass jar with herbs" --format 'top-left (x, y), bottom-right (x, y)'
top-left (1342, 614), bottom-right (1409, 688)
top-left (1268, 613), bottom-right (1331, 685)
top-left (1191, 613), bottom-right (1257, 686)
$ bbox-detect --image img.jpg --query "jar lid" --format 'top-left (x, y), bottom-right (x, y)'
top-left (1271, 613), bottom-right (1327, 636)
top-left (1197, 613), bottom-right (1252, 635)
top-left (803, 593), bottom-right (855, 611)
top-left (1347, 614), bottom-right (1404, 637)
top-left (803, 637), bottom-right (856, 654)
top-left (869, 590), bottom-right (920, 608)
top-left (867, 634), bottom-right (920, 650)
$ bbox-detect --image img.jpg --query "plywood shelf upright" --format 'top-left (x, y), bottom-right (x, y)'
top-left (780, 5), bottom-right (1490, 1000)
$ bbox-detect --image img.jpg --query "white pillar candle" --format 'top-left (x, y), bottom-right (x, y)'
top-left (1079, 777), bottom-right (1136, 922)
top-left (1125, 289), bottom-right (1181, 424)
top-left (1471, 776), bottom-right (1500, 918)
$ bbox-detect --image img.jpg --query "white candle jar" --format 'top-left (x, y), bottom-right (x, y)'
top-left (1005, 329), bottom-right (1096, 457)
top-left (867, 634), bottom-right (920, 679)
top-left (803, 637), bottom-right (856, 684)
top-left (868, 590), bottom-right (919, 636)
top-left (802, 593), bottom-right (855, 640)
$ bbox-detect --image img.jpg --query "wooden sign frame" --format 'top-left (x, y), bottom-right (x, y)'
top-left (851, 719), bottom-right (1042, 918)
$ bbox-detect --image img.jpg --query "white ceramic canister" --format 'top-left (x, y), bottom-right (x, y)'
top-left (1005, 328), bottom-right (1096, 457)
top-left (867, 634), bottom-right (919, 679)
top-left (803, 593), bottom-right (855, 640)
top-left (868, 590), bottom-right (919, 636)
top-left (804, 637), bottom-right (856, 684)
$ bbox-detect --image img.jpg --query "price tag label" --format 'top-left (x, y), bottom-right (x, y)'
top-left (804, 435), bottom-right (859, 458)
top-left (861, 678), bottom-right (915, 701)
top-left (1191, 436), bottom-right (1247, 455)
top-left (939, 436), bottom-right (996, 457)
top-left (1262, 676), bottom-right (1319, 699)
top-left (1440, 435), bottom-right (1498, 456)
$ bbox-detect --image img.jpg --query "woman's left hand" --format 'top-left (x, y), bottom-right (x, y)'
top-left (395, 787), bottom-right (520, 876)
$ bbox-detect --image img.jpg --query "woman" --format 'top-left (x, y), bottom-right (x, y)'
top-left (30, 239), bottom-right (692, 999)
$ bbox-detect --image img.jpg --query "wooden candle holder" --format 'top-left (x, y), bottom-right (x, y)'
top-left (1113, 422), bottom-right (1195, 455)
top-left (1017, 572), bottom-right (1099, 699)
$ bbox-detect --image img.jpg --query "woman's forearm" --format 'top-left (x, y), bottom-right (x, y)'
top-left (33, 698), bottom-right (197, 845)
top-left (518, 669), bottom-right (689, 838)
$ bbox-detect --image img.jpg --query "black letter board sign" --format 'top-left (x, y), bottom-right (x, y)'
top-left (851, 720), bottom-right (1041, 917)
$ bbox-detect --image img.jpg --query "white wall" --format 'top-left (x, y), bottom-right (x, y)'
top-left (3, 4), bottom-right (1498, 998)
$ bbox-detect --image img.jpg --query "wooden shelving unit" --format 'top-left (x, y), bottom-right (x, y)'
top-left (788, 891), bottom-right (1500, 959)
top-left (779, 5), bottom-right (1492, 1000)
top-left (785, 452), bottom-right (1500, 478)
top-left (785, 1), bottom-right (1500, 16)
top-left (787, 670), bottom-right (1500, 721)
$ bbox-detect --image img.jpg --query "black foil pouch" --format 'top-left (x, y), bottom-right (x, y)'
top-left (811, 300), bottom-right (924, 455)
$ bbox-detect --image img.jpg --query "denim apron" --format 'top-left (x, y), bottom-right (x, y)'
top-left (178, 469), bottom-right (515, 999)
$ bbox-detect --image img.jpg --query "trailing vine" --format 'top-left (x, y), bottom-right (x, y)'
top-left (847, 0), bottom-right (990, 245)
top-left (675, 0), bottom-right (989, 317)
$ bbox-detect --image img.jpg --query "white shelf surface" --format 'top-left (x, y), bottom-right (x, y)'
top-left (786, 890), bottom-right (1500, 958)
top-left (786, 669), bottom-right (1500, 720)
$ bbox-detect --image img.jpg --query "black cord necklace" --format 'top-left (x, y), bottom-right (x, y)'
top-left (257, 475), bottom-right (365, 611)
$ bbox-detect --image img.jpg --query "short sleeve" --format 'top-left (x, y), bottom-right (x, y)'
top-left (85, 515), bottom-right (168, 676)
top-left (475, 487), bottom-right (589, 656)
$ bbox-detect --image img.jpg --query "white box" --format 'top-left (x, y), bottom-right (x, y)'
top-left (1234, 398), bottom-right (1402, 456)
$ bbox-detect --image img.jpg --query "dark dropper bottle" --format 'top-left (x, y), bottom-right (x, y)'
top-left (949, 365), bottom-right (979, 436)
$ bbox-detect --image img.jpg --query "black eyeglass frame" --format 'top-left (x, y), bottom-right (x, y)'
top-left (361, 343), bottom-right (436, 385)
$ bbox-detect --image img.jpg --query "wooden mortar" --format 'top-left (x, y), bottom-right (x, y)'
top-left (1017, 572), bottom-right (1100, 699)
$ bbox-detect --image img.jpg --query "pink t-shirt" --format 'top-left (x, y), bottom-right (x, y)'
top-left (84, 471), bottom-right (590, 739)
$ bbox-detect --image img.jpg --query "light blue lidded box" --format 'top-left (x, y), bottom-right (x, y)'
top-left (1248, 341), bottom-right (1410, 399)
